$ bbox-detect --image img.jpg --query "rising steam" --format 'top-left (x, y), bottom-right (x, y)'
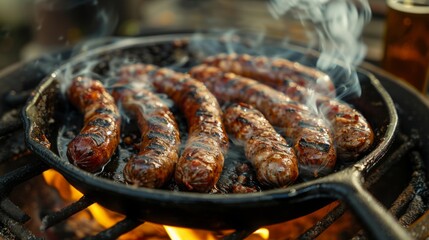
top-left (268, 0), bottom-right (371, 97)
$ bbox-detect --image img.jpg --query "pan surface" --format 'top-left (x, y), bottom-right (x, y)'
top-left (23, 33), bottom-right (398, 230)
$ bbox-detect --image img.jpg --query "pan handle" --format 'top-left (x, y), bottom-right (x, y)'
top-left (318, 168), bottom-right (413, 240)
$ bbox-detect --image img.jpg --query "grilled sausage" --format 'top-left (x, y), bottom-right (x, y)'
top-left (318, 98), bottom-right (374, 159)
top-left (121, 64), bottom-right (229, 192)
top-left (224, 103), bottom-right (299, 187)
top-left (190, 65), bottom-right (336, 177)
top-left (67, 77), bottom-right (121, 172)
top-left (112, 80), bottom-right (180, 188)
top-left (204, 53), bottom-right (335, 97)
top-left (204, 53), bottom-right (374, 160)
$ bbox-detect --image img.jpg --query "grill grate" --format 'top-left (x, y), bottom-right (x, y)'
top-left (297, 132), bottom-right (428, 240)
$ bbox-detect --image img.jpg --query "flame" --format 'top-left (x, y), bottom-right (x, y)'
top-left (164, 226), bottom-right (269, 240)
top-left (42, 171), bottom-right (123, 228)
top-left (42, 169), bottom-right (270, 239)
top-left (164, 226), bottom-right (216, 240)
top-left (43, 169), bottom-right (83, 201)
top-left (41, 169), bottom-right (358, 239)
top-left (42, 169), bottom-right (164, 239)
top-left (253, 228), bottom-right (270, 239)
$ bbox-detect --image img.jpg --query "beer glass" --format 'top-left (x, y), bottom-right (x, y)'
top-left (382, 0), bottom-right (429, 94)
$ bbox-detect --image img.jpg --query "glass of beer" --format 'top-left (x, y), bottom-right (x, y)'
top-left (382, 0), bottom-right (429, 94)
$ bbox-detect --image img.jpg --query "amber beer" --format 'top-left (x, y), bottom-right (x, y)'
top-left (382, 0), bottom-right (429, 93)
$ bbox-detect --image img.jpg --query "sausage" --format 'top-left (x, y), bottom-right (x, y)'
top-left (223, 103), bottom-right (299, 187)
top-left (190, 65), bottom-right (336, 178)
top-left (66, 77), bottom-right (121, 172)
top-left (204, 53), bottom-right (335, 97)
top-left (112, 80), bottom-right (180, 188)
top-left (121, 64), bottom-right (229, 192)
top-left (318, 98), bottom-right (374, 160)
top-left (204, 53), bottom-right (374, 160)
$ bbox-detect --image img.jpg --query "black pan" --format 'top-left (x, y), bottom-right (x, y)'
top-left (22, 33), bottom-right (409, 239)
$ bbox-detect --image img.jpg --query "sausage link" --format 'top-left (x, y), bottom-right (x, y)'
top-left (318, 98), bottom-right (374, 159)
top-left (67, 77), bottom-right (121, 172)
top-left (224, 103), bottom-right (299, 187)
top-left (190, 65), bottom-right (336, 177)
top-left (205, 53), bottom-right (374, 160)
top-left (204, 53), bottom-right (335, 97)
top-left (112, 80), bottom-right (180, 188)
top-left (121, 64), bottom-right (229, 192)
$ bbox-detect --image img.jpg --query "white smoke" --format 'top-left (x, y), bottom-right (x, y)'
top-left (268, 0), bottom-right (370, 68)
top-left (268, 0), bottom-right (371, 97)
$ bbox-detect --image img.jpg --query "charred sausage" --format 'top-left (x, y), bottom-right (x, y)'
top-left (121, 64), bottom-right (229, 192)
top-left (204, 53), bottom-right (374, 160)
top-left (67, 77), bottom-right (121, 172)
top-left (223, 103), bottom-right (299, 187)
top-left (112, 80), bottom-right (180, 188)
top-left (190, 65), bottom-right (336, 177)
top-left (204, 53), bottom-right (335, 97)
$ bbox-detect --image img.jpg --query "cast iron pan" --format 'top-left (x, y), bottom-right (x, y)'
top-left (22, 33), bottom-right (409, 239)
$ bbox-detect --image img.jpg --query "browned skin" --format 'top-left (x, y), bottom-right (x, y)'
top-left (121, 64), bottom-right (229, 192)
top-left (112, 80), bottom-right (180, 188)
top-left (204, 53), bottom-right (335, 97)
top-left (190, 65), bottom-right (336, 178)
top-left (318, 99), bottom-right (374, 160)
top-left (205, 53), bottom-right (374, 160)
top-left (224, 103), bottom-right (299, 187)
top-left (67, 77), bottom-right (121, 173)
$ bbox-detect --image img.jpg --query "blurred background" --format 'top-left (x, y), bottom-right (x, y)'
top-left (0, 0), bottom-right (387, 70)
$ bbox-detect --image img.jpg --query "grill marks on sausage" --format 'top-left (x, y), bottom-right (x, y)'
top-left (94, 107), bottom-right (114, 115)
top-left (121, 64), bottom-right (229, 192)
top-left (224, 103), bottom-right (299, 187)
top-left (190, 65), bottom-right (336, 177)
top-left (87, 118), bottom-right (112, 128)
top-left (204, 53), bottom-right (374, 160)
top-left (66, 77), bottom-right (121, 173)
top-left (79, 133), bottom-right (106, 146)
top-left (112, 80), bottom-right (180, 189)
top-left (298, 138), bottom-right (331, 153)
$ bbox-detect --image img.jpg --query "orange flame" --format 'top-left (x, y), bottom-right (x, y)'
top-left (42, 169), bottom-right (270, 239)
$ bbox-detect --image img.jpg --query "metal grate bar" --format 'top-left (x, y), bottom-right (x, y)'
top-left (0, 132), bottom-right (29, 164)
top-left (352, 150), bottom-right (428, 239)
top-left (399, 195), bottom-right (425, 226)
top-left (0, 109), bottom-right (22, 136)
top-left (389, 184), bottom-right (416, 217)
top-left (296, 133), bottom-right (426, 240)
top-left (0, 210), bottom-right (41, 240)
top-left (409, 210), bottom-right (429, 239)
top-left (82, 217), bottom-right (144, 240)
top-left (222, 227), bottom-right (259, 240)
top-left (397, 151), bottom-right (427, 226)
top-left (298, 203), bottom-right (347, 240)
top-left (364, 133), bottom-right (418, 187)
top-left (3, 89), bottom-right (32, 107)
top-left (0, 159), bottom-right (48, 194)
top-left (40, 195), bottom-right (95, 231)
top-left (0, 198), bottom-right (30, 223)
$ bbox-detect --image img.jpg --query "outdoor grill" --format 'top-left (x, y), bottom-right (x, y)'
top-left (0, 32), bottom-right (428, 240)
